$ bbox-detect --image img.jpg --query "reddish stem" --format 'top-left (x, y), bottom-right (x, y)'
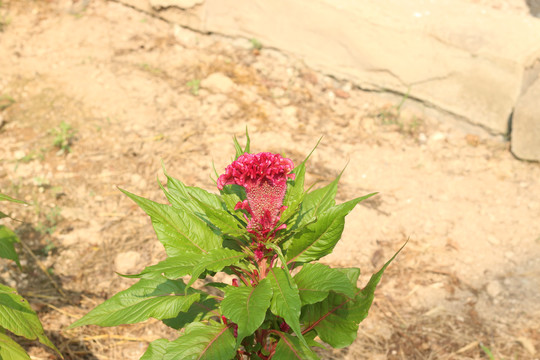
top-left (230, 267), bottom-right (250, 286)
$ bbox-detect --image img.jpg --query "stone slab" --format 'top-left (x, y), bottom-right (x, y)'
top-left (511, 74), bottom-right (540, 161)
top-left (119, 0), bottom-right (540, 137)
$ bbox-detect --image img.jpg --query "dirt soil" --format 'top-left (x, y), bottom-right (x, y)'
top-left (1, 1), bottom-right (540, 359)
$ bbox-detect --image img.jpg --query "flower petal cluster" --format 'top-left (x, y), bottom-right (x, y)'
top-left (217, 152), bottom-right (295, 242)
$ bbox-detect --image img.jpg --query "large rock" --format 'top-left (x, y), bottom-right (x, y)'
top-left (120, 0), bottom-right (540, 136)
top-left (511, 74), bottom-right (540, 161)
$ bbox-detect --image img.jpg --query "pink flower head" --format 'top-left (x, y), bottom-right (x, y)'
top-left (217, 152), bottom-right (295, 241)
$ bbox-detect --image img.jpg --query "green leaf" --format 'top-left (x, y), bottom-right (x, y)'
top-left (272, 331), bottom-right (320, 360)
top-left (141, 338), bottom-right (169, 360)
top-left (163, 296), bottom-right (220, 330)
top-left (233, 128), bottom-right (250, 159)
top-left (0, 194), bottom-right (26, 204)
top-left (286, 193), bottom-right (377, 264)
top-left (280, 164), bottom-right (306, 225)
top-left (352, 241), bottom-right (407, 322)
top-left (304, 330), bottom-right (327, 349)
top-left (296, 174), bottom-right (342, 228)
top-left (300, 243), bottom-right (406, 348)
top-left (267, 267), bottom-right (307, 348)
top-left (300, 293), bottom-right (358, 348)
top-left (0, 332), bottom-right (31, 360)
top-left (194, 199), bottom-right (247, 238)
top-left (120, 188), bottom-right (221, 256)
top-left (0, 284), bottom-right (59, 355)
top-left (69, 278), bottom-right (200, 328)
top-left (335, 267), bottom-right (361, 285)
top-left (221, 278), bottom-right (272, 344)
top-left (0, 226), bottom-right (21, 268)
top-left (293, 263), bottom-right (355, 305)
top-left (163, 322), bottom-right (236, 360)
top-left (163, 173), bottom-right (222, 214)
top-left (122, 254), bottom-right (201, 279)
top-left (187, 248), bottom-right (247, 288)
top-left (220, 184), bottom-right (245, 213)
top-left (279, 137), bottom-right (323, 227)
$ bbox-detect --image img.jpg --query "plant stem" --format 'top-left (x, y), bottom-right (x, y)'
top-left (230, 266), bottom-right (250, 286)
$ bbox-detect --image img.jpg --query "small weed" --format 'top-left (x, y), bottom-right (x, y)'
top-left (479, 343), bottom-right (497, 360)
top-left (35, 205), bottom-right (61, 237)
top-left (17, 148), bottom-right (46, 163)
top-left (0, 13), bottom-right (10, 32)
top-left (250, 38), bottom-right (263, 51)
top-left (186, 79), bottom-right (201, 96)
top-left (32, 177), bottom-right (50, 188)
top-left (0, 94), bottom-right (15, 110)
top-left (51, 121), bottom-right (76, 155)
top-left (139, 63), bottom-right (163, 76)
top-left (374, 88), bottom-right (424, 138)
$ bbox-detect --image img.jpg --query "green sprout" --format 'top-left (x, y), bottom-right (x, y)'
top-left (250, 38), bottom-right (263, 51)
top-left (51, 121), bottom-right (76, 155)
top-left (186, 79), bottom-right (201, 96)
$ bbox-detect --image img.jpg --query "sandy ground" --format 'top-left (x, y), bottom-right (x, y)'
top-left (1, 1), bottom-right (539, 359)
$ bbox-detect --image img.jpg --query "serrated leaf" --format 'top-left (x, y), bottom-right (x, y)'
top-left (0, 332), bottom-right (31, 360)
top-left (162, 170), bottom-right (222, 215)
top-left (0, 284), bottom-right (59, 355)
top-left (163, 322), bottom-right (236, 360)
top-left (0, 194), bottom-right (26, 204)
top-left (300, 243), bottom-right (405, 348)
top-left (141, 338), bottom-right (169, 360)
top-left (123, 254), bottom-right (201, 279)
top-left (220, 184), bottom-right (245, 213)
top-left (221, 279), bottom-right (272, 344)
top-left (69, 278), bottom-right (200, 328)
top-left (187, 248), bottom-right (247, 288)
top-left (293, 263), bottom-right (355, 305)
top-left (163, 296), bottom-right (220, 330)
top-left (194, 199), bottom-right (247, 237)
top-left (0, 226), bottom-right (21, 268)
top-left (286, 193), bottom-right (377, 264)
top-left (272, 331), bottom-right (320, 360)
top-left (120, 188), bottom-right (221, 256)
top-left (267, 267), bottom-right (307, 348)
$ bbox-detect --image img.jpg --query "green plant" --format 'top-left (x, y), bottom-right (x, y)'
top-left (0, 13), bottom-right (10, 32)
top-left (0, 192), bottom-right (61, 359)
top-left (250, 38), bottom-right (263, 51)
top-left (139, 63), bottom-right (164, 76)
top-left (186, 79), bottom-right (201, 96)
top-left (17, 148), bottom-right (46, 163)
top-left (70, 133), bottom-right (404, 359)
top-left (480, 343), bottom-right (497, 360)
top-left (0, 94), bottom-right (15, 110)
top-left (33, 205), bottom-right (61, 254)
top-left (50, 121), bottom-right (76, 154)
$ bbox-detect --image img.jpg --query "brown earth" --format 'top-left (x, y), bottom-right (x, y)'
top-left (1, 1), bottom-right (539, 359)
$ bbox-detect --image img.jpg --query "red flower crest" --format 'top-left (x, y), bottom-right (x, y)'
top-left (217, 152), bottom-right (295, 242)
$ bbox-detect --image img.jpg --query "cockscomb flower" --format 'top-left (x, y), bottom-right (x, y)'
top-left (217, 152), bottom-right (295, 241)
